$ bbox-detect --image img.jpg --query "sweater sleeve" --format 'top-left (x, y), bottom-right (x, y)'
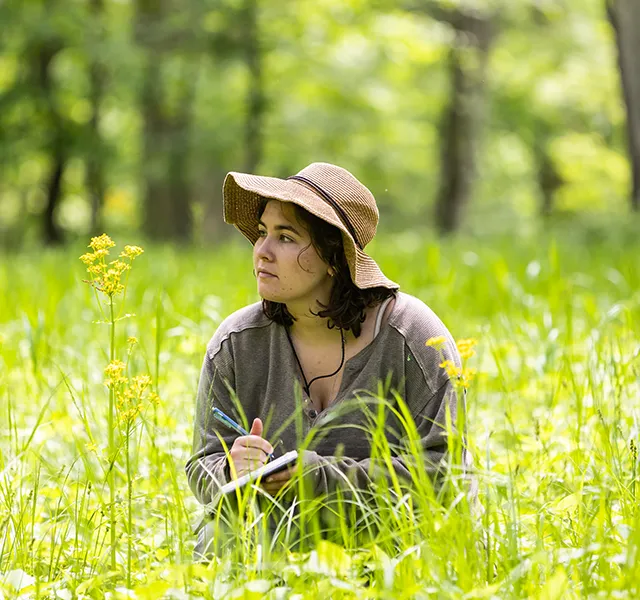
top-left (301, 376), bottom-right (461, 499)
top-left (185, 339), bottom-right (239, 505)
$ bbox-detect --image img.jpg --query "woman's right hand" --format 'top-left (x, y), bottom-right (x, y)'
top-left (227, 418), bottom-right (273, 479)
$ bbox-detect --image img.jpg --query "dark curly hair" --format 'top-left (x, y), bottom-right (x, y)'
top-left (258, 199), bottom-right (396, 338)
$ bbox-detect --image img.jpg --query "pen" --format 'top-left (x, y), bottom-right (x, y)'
top-left (212, 407), bottom-right (275, 462)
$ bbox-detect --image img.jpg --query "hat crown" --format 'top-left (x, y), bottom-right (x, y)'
top-left (293, 162), bottom-right (378, 247)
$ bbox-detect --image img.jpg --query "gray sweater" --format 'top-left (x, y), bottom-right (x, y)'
top-left (185, 291), bottom-right (469, 507)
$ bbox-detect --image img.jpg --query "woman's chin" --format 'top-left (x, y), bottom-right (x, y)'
top-left (257, 285), bottom-right (283, 303)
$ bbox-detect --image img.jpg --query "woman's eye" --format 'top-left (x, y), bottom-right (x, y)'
top-left (257, 229), bottom-right (293, 242)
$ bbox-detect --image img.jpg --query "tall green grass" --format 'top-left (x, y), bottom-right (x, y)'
top-left (0, 226), bottom-right (639, 598)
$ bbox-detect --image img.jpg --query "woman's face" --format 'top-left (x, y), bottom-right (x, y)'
top-left (253, 200), bottom-right (333, 309)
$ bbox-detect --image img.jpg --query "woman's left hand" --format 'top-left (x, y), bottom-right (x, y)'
top-left (260, 464), bottom-right (298, 496)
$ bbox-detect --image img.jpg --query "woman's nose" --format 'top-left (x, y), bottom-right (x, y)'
top-left (254, 237), bottom-right (274, 261)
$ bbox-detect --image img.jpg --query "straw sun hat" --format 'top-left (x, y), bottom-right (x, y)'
top-left (222, 162), bottom-right (399, 290)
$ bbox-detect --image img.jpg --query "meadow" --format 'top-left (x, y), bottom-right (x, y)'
top-left (1, 222), bottom-right (639, 599)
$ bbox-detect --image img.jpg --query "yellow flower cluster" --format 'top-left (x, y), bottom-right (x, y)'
top-left (79, 234), bottom-right (144, 298)
top-left (427, 335), bottom-right (479, 390)
top-left (425, 336), bottom-right (447, 350)
top-left (90, 234), bottom-right (116, 251)
top-left (459, 367), bottom-right (477, 389)
top-left (104, 360), bottom-right (127, 387)
top-left (121, 245), bottom-right (144, 259)
top-left (148, 391), bottom-right (161, 407)
top-left (439, 360), bottom-right (478, 389)
top-left (438, 359), bottom-right (459, 378)
top-left (79, 249), bottom-right (109, 264)
top-left (129, 374), bottom-right (152, 397)
top-left (456, 338), bottom-right (478, 359)
top-left (103, 361), bottom-right (157, 427)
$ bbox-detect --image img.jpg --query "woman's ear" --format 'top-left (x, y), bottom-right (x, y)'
top-left (327, 267), bottom-right (336, 278)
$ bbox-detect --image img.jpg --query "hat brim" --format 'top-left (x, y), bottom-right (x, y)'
top-left (223, 171), bottom-right (399, 290)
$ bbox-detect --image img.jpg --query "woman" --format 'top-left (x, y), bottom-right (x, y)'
top-left (186, 162), bottom-right (471, 559)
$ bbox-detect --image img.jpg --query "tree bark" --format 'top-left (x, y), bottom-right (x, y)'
top-left (136, 0), bottom-right (195, 241)
top-left (35, 39), bottom-right (66, 245)
top-left (198, 0), bottom-right (265, 244)
top-left (243, 0), bottom-right (265, 173)
top-left (434, 20), bottom-right (494, 234)
top-left (533, 140), bottom-right (563, 218)
top-left (87, 0), bottom-right (106, 234)
top-left (139, 58), bottom-right (174, 239)
top-left (168, 64), bottom-right (196, 242)
top-left (44, 154), bottom-right (65, 244)
top-left (199, 165), bottom-right (230, 244)
top-left (607, 0), bottom-right (640, 211)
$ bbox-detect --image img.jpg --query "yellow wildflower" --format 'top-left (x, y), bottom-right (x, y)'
top-left (80, 235), bottom-right (143, 299)
top-left (426, 336), bottom-right (447, 350)
top-left (456, 338), bottom-right (478, 359)
top-left (112, 370), bottom-right (154, 427)
top-left (104, 360), bottom-right (125, 378)
top-left (131, 375), bottom-right (152, 396)
top-left (439, 360), bottom-right (461, 378)
top-left (104, 360), bottom-right (127, 387)
top-left (127, 336), bottom-right (138, 346)
top-left (119, 407), bottom-right (140, 426)
top-left (459, 367), bottom-right (477, 389)
top-left (100, 266), bottom-right (126, 296)
top-left (112, 260), bottom-right (130, 274)
top-left (80, 253), bottom-right (98, 265)
top-left (120, 245), bottom-right (144, 260)
top-left (118, 396), bottom-right (146, 426)
top-left (87, 264), bottom-right (103, 277)
top-left (89, 234), bottom-right (115, 251)
top-left (100, 280), bottom-right (124, 297)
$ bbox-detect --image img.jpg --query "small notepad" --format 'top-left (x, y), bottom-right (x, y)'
top-left (218, 450), bottom-right (299, 495)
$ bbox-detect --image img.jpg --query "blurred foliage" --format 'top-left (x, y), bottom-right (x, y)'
top-left (0, 0), bottom-right (633, 246)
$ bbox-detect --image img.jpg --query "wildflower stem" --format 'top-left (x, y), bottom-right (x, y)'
top-left (118, 258), bottom-right (132, 320)
top-left (108, 296), bottom-right (117, 573)
top-left (91, 276), bottom-right (107, 323)
top-left (126, 424), bottom-right (132, 590)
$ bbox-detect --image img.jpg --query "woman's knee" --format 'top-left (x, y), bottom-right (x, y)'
top-left (193, 519), bottom-right (231, 562)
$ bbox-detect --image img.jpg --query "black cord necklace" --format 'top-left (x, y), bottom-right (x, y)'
top-left (285, 326), bottom-right (346, 398)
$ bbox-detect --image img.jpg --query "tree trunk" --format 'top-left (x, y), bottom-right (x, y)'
top-left (534, 139), bottom-right (563, 218)
top-left (243, 0), bottom-right (265, 172)
top-left (44, 154), bottom-right (65, 244)
top-left (87, 0), bottom-right (106, 234)
top-left (168, 64), bottom-right (196, 242)
top-left (198, 0), bottom-right (265, 244)
top-left (35, 40), bottom-right (66, 245)
top-left (199, 166), bottom-right (229, 244)
top-left (607, 0), bottom-right (640, 211)
top-left (140, 59), bottom-right (175, 239)
top-left (136, 0), bottom-right (194, 241)
top-left (435, 22), bottom-right (493, 234)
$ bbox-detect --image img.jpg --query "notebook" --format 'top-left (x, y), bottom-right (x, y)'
top-left (218, 450), bottom-right (299, 495)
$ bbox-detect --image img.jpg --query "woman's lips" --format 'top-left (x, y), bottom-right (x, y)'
top-left (257, 270), bottom-right (277, 278)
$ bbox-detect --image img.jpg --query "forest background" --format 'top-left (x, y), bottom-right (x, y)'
top-left (2, 0), bottom-right (640, 598)
top-left (1, 0), bottom-right (639, 245)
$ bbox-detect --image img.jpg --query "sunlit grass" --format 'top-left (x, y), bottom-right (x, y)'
top-left (0, 227), bottom-right (639, 598)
